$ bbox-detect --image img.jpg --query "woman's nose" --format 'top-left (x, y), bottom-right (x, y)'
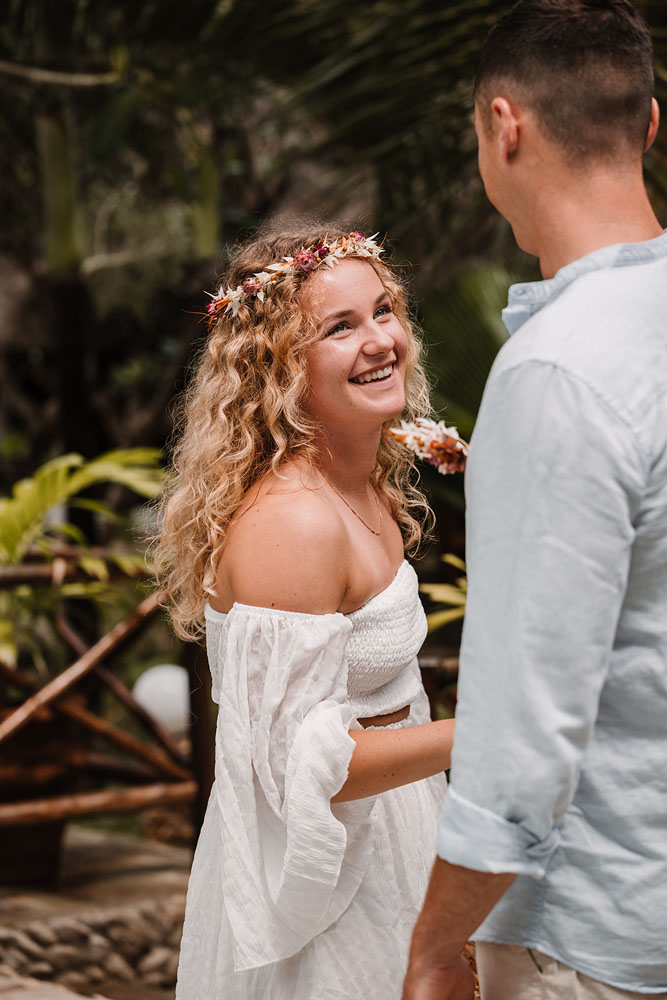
top-left (361, 320), bottom-right (395, 354)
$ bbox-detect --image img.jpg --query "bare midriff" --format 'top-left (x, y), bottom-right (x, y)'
top-left (358, 705), bottom-right (410, 729)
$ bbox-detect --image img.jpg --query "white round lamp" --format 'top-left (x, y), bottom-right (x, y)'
top-left (133, 664), bottom-right (191, 739)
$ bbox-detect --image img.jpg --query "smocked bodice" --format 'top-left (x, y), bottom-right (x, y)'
top-left (204, 559), bottom-right (427, 717)
top-left (345, 560), bottom-right (426, 715)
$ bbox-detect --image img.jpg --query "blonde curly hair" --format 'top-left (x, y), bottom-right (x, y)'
top-left (155, 222), bottom-right (434, 640)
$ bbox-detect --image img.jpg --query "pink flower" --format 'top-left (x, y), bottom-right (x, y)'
top-left (292, 249), bottom-right (318, 273)
top-left (313, 242), bottom-right (330, 260)
top-left (349, 231), bottom-right (365, 243)
top-left (242, 276), bottom-right (263, 297)
top-left (207, 298), bottom-right (227, 314)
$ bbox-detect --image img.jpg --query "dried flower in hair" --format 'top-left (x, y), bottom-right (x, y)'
top-left (292, 249), bottom-right (319, 274)
top-left (242, 276), bottom-right (264, 298)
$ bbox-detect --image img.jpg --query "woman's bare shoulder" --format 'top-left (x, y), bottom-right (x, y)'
top-left (216, 466), bottom-right (350, 614)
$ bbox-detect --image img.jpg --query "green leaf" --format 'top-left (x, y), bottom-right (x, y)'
top-left (42, 522), bottom-right (88, 547)
top-left (0, 619), bottom-right (17, 667)
top-left (77, 555), bottom-right (110, 581)
top-left (421, 263), bottom-right (512, 439)
top-left (68, 498), bottom-right (127, 526)
top-left (108, 551), bottom-right (150, 576)
top-left (441, 553), bottom-right (466, 572)
top-left (59, 582), bottom-right (117, 601)
top-left (420, 583), bottom-right (467, 605)
top-left (427, 607), bottom-right (466, 632)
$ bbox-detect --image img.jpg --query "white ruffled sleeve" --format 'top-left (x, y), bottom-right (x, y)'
top-left (210, 604), bottom-right (377, 971)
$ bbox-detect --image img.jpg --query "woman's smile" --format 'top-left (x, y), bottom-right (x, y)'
top-left (349, 362), bottom-right (396, 384)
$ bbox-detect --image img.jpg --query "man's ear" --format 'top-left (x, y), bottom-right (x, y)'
top-left (491, 97), bottom-right (520, 159)
top-left (644, 97), bottom-right (660, 153)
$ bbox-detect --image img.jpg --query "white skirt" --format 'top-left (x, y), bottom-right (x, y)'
top-left (176, 708), bottom-right (446, 1000)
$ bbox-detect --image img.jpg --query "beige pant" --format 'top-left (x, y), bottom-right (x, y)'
top-left (476, 942), bottom-right (667, 1000)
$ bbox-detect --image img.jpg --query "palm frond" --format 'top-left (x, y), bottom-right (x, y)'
top-left (0, 448), bottom-right (164, 565)
top-left (422, 553), bottom-right (468, 634)
top-left (426, 606), bottom-right (466, 631)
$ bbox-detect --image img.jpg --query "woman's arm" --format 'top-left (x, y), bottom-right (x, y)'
top-left (332, 719), bottom-right (455, 802)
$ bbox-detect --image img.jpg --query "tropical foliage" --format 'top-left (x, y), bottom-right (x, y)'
top-left (0, 449), bottom-right (163, 564)
top-left (0, 449), bottom-right (164, 673)
top-left (421, 554), bottom-right (468, 633)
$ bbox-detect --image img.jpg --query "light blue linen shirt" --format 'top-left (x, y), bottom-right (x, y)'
top-left (436, 232), bottom-right (667, 993)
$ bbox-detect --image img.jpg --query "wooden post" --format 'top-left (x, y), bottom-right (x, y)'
top-left (182, 642), bottom-right (214, 835)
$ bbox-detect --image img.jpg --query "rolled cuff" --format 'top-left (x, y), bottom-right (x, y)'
top-left (435, 786), bottom-right (559, 879)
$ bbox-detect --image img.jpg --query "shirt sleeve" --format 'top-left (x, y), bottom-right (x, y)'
top-left (436, 359), bottom-right (646, 877)
top-left (211, 606), bottom-right (376, 971)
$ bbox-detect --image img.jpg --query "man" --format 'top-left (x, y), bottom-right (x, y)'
top-left (403, 2), bottom-right (667, 998)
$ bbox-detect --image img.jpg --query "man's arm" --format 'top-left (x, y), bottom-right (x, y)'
top-left (403, 860), bottom-right (515, 1000)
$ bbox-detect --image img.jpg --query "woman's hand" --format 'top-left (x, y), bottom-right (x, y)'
top-left (402, 954), bottom-right (476, 1000)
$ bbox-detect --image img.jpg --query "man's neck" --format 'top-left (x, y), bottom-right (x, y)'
top-left (527, 167), bottom-right (663, 279)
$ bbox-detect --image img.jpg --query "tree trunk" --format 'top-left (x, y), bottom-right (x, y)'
top-left (193, 141), bottom-right (221, 259)
top-left (36, 105), bottom-right (102, 647)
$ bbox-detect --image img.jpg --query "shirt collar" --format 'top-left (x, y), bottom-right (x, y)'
top-left (502, 230), bottom-right (667, 336)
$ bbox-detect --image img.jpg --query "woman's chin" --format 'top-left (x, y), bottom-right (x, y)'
top-left (351, 396), bottom-right (406, 432)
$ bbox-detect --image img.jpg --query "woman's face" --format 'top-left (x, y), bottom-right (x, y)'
top-left (302, 258), bottom-right (408, 434)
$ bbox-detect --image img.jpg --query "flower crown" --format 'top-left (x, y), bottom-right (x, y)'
top-left (206, 231), bottom-right (384, 325)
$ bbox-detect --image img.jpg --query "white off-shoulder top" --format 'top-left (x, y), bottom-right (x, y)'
top-left (200, 559), bottom-right (428, 971)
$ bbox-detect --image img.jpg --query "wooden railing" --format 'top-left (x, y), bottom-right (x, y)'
top-left (0, 559), bottom-right (213, 839)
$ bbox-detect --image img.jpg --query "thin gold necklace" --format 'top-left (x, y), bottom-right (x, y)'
top-left (325, 477), bottom-right (384, 536)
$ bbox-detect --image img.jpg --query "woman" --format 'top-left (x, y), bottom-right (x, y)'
top-left (156, 224), bottom-right (455, 999)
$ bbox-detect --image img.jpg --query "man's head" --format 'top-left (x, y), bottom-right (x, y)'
top-left (474, 0), bottom-right (655, 164)
top-left (472, 0), bottom-right (661, 267)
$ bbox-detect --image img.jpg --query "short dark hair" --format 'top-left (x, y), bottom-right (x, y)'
top-left (474, 0), bottom-right (655, 161)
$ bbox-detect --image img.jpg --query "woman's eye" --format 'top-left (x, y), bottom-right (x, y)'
top-left (325, 322), bottom-right (348, 337)
top-left (375, 303), bottom-right (393, 318)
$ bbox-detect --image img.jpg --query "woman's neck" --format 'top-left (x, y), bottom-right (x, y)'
top-left (316, 426), bottom-right (382, 496)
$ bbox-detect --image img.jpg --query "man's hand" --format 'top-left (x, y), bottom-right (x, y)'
top-left (402, 953), bottom-right (475, 999)
top-left (401, 858), bottom-right (515, 1000)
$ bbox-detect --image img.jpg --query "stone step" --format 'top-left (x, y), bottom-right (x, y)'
top-left (0, 966), bottom-right (111, 998)
top-left (0, 828), bottom-right (190, 1000)
top-left (91, 985), bottom-right (172, 1000)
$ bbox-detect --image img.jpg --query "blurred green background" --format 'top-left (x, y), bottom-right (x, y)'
top-left (1, 0), bottom-right (666, 639)
top-left (1, 0), bottom-right (664, 491)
